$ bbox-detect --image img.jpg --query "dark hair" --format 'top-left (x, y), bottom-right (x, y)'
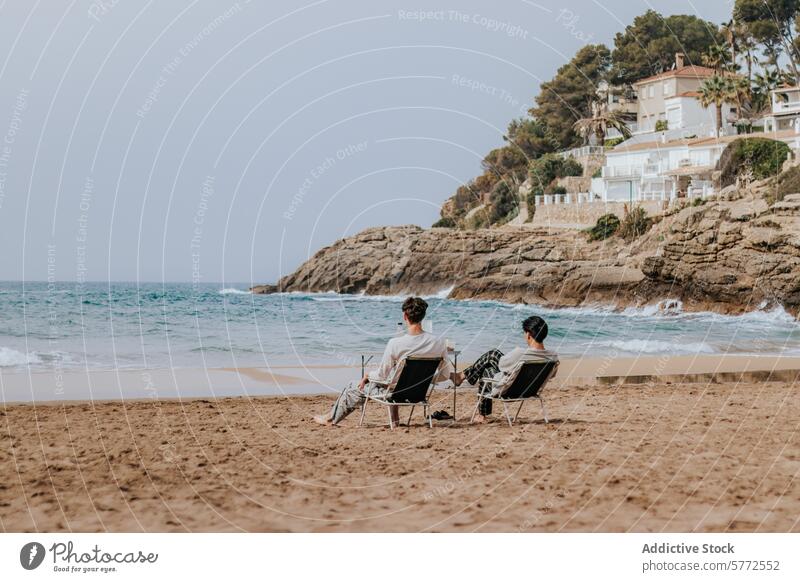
top-left (522, 316), bottom-right (548, 342)
top-left (402, 297), bottom-right (428, 324)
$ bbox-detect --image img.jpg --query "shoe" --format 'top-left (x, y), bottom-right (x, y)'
top-left (429, 410), bottom-right (453, 421)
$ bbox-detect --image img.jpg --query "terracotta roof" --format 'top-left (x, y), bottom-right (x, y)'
top-left (633, 65), bottom-right (716, 85)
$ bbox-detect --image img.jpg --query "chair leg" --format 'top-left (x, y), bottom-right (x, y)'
top-left (387, 406), bottom-right (394, 430)
top-left (359, 397), bottom-right (368, 427)
top-left (407, 406), bottom-right (415, 427)
top-left (502, 401), bottom-right (513, 428)
top-left (428, 406), bottom-right (433, 429)
top-left (514, 401), bottom-right (525, 422)
top-left (540, 398), bottom-right (549, 424)
top-left (471, 394), bottom-right (482, 423)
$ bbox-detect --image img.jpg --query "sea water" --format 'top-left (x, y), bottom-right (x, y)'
top-left (0, 281), bottom-right (798, 371)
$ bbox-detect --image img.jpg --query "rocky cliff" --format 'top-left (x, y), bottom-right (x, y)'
top-left (253, 184), bottom-right (800, 316)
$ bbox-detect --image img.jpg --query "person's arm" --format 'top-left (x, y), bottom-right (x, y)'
top-left (367, 340), bottom-right (395, 386)
top-left (498, 348), bottom-right (523, 374)
top-left (433, 345), bottom-right (454, 384)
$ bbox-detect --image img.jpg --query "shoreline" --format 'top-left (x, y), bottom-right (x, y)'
top-left (2, 354), bottom-right (799, 404)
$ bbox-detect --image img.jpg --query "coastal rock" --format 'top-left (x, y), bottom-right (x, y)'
top-left (253, 189), bottom-right (800, 316)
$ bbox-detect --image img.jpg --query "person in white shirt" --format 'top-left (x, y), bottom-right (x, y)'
top-left (314, 297), bottom-right (456, 426)
top-left (452, 315), bottom-right (559, 424)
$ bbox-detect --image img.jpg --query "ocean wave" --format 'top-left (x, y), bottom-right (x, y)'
top-left (276, 287), bottom-right (457, 303)
top-left (219, 288), bottom-right (250, 295)
top-left (427, 286), bottom-right (454, 299)
top-left (189, 345), bottom-right (262, 353)
top-left (279, 291), bottom-right (405, 303)
top-left (594, 339), bottom-right (717, 355)
top-left (621, 299), bottom-right (683, 316)
top-left (0, 347), bottom-right (41, 367)
top-left (0, 347), bottom-right (75, 367)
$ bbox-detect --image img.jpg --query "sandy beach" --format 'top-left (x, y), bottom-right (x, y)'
top-left (2, 362), bottom-right (799, 532)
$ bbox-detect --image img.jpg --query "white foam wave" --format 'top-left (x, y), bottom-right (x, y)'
top-left (219, 288), bottom-right (250, 295)
top-left (598, 339), bottom-right (716, 355)
top-left (621, 299), bottom-right (683, 317)
top-left (0, 347), bottom-right (42, 367)
top-left (0, 348), bottom-right (76, 368)
top-left (427, 285), bottom-right (454, 299)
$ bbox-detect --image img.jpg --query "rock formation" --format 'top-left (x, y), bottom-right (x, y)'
top-left (252, 184), bottom-right (800, 316)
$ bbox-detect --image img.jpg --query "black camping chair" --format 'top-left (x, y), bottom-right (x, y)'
top-left (472, 359), bottom-right (559, 427)
top-left (359, 357), bottom-right (443, 429)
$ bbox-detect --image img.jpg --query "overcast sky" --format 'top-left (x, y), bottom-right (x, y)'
top-left (0, 0), bottom-right (734, 284)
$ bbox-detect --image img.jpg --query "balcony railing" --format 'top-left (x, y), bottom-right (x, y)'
top-left (602, 165), bottom-right (642, 178)
top-left (602, 162), bottom-right (666, 178)
top-left (558, 145), bottom-right (605, 159)
top-left (772, 100), bottom-right (800, 114)
top-left (534, 193), bottom-right (598, 205)
top-left (687, 180), bottom-right (714, 199)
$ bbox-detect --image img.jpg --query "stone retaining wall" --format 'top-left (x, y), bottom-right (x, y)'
top-left (530, 200), bottom-right (666, 227)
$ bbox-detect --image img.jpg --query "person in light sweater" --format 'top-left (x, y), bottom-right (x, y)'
top-left (453, 315), bottom-right (559, 424)
top-left (314, 297), bottom-right (456, 426)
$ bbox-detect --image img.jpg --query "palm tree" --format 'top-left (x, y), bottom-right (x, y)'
top-left (738, 34), bottom-right (757, 83)
top-left (572, 107), bottom-right (631, 146)
top-left (698, 75), bottom-right (736, 135)
top-left (753, 69), bottom-right (781, 95)
top-left (747, 70), bottom-right (780, 120)
top-left (720, 20), bottom-right (737, 72)
top-left (701, 45), bottom-right (731, 73)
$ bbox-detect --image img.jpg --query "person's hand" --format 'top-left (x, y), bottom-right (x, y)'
top-left (358, 375), bottom-right (368, 391)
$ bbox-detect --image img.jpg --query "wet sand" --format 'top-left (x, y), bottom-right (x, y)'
top-left (2, 377), bottom-right (799, 532)
top-left (2, 354), bottom-right (799, 402)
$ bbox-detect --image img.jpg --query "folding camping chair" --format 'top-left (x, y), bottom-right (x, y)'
top-left (359, 357), bottom-right (443, 429)
top-left (471, 359), bottom-right (558, 427)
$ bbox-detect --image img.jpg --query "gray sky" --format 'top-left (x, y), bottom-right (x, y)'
top-left (0, 0), bottom-right (734, 285)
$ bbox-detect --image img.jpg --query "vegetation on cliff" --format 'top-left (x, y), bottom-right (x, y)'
top-left (586, 213), bottom-right (620, 241)
top-left (718, 138), bottom-right (791, 187)
top-left (434, 3), bottom-right (800, 230)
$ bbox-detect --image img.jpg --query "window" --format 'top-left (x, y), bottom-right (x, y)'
top-left (649, 85), bottom-right (655, 98)
top-left (663, 82), bottom-right (670, 96)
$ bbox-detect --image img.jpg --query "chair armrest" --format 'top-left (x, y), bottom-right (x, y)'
top-left (480, 377), bottom-right (502, 384)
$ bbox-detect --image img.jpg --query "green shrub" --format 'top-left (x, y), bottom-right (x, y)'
top-left (488, 181), bottom-right (518, 224)
top-left (619, 206), bottom-right (652, 240)
top-left (604, 137), bottom-right (624, 149)
top-left (586, 213), bottom-right (620, 241)
top-left (592, 167), bottom-right (602, 178)
top-left (528, 154), bottom-right (562, 189)
top-left (548, 185), bottom-right (567, 195)
top-left (655, 119), bottom-right (668, 132)
top-left (717, 138), bottom-right (791, 187)
top-left (528, 154), bottom-right (583, 188)
top-left (560, 157), bottom-right (583, 177)
top-left (432, 216), bottom-right (457, 228)
top-left (525, 188), bottom-right (541, 223)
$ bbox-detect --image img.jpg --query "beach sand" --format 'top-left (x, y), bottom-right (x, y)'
top-left (2, 376), bottom-right (800, 532)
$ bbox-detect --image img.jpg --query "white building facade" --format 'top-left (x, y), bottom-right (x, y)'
top-left (599, 130), bottom-right (800, 203)
top-left (763, 87), bottom-right (800, 133)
